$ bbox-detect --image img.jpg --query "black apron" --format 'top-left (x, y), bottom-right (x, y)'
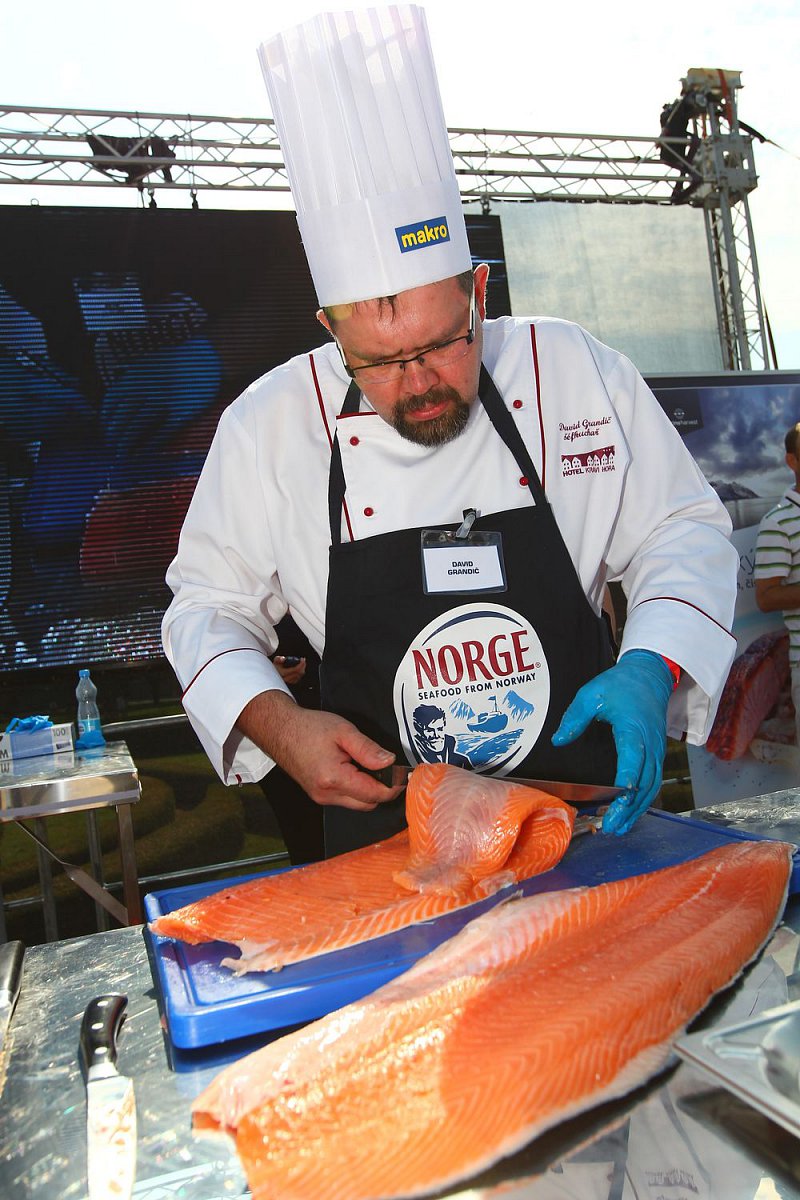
top-left (320, 365), bottom-right (616, 856)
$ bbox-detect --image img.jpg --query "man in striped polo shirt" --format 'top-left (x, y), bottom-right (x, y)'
top-left (755, 422), bottom-right (800, 746)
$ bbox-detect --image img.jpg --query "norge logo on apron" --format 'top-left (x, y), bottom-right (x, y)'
top-left (393, 602), bottom-right (550, 776)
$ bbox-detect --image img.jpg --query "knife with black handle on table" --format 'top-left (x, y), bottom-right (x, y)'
top-left (80, 993), bottom-right (137, 1200)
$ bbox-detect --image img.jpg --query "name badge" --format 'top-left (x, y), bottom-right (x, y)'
top-left (421, 510), bottom-right (507, 595)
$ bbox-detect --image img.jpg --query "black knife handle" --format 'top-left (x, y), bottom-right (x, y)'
top-left (0, 941), bottom-right (24, 1008)
top-left (80, 994), bottom-right (128, 1072)
top-left (363, 765), bottom-right (396, 787)
top-left (360, 765), bottom-right (411, 788)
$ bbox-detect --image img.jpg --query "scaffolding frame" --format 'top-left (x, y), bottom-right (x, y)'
top-left (0, 81), bottom-right (770, 369)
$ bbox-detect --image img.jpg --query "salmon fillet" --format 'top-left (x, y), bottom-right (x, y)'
top-left (707, 629), bottom-right (790, 760)
top-left (149, 765), bottom-right (575, 974)
top-left (192, 839), bottom-right (791, 1200)
top-left (395, 764), bottom-right (574, 895)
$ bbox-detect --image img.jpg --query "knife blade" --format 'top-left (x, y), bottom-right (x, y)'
top-left (80, 994), bottom-right (137, 1200)
top-left (0, 940), bottom-right (24, 1054)
top-left (367, 764), bottom-right (623, 805)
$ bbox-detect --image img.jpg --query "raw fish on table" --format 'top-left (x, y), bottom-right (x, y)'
top-left (149, 764), bottom-right (576, 974)
top-left (706, 629), bottom-right (790, 760)
top-left (192, 839), bottom-right (792, 1200)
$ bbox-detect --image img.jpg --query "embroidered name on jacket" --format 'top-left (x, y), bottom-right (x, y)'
top-left (562, 445), bottom-right (616, 476)
top-left (395, 216), bottom-right (450, 253)
top-left (559, 416), bottom-right (612, 443)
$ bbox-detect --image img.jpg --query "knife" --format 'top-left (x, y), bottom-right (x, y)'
top-left (366, 764), bottom-right (624, 805)
top-left (0, 940), bottom-right (24, 1054)
top-left (80, 994), bottom-right (137, 1200)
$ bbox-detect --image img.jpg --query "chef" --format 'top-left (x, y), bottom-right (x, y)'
top-left (162, 5), bottom-right (738, 856)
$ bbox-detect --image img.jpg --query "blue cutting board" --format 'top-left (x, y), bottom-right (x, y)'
top-left (143, 811), bottom-right (800, 1050)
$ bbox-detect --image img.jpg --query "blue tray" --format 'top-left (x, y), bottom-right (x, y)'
top-left (144, 811), bottom-right (800, 1050)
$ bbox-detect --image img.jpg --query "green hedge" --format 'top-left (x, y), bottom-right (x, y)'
top-left (0, 775), bottom-right (175, 893)
top-left (4, 785), bottom-right (251, 943)
top-left (1, 755), bottom-right (290, 944)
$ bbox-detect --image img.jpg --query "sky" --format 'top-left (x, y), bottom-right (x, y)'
top-left (1, 0), bottom-right (798, 367)
top-left (685, 381), bottom-right (800, 496)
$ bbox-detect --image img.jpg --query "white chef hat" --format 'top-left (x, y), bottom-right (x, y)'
top-left (258, 5), bottom-right (472, 307)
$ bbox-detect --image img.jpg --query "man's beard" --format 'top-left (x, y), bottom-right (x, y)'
top-left (391, 386), bottom-right (472, 447)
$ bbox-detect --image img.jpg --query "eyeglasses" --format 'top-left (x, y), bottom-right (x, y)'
top-left (336, 287), bottom-right (475, 385)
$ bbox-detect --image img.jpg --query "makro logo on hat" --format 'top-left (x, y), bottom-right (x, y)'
top-left (395, 215), bottom-right (450, 254)
top-left (393, 602), bottom-right (551, 776)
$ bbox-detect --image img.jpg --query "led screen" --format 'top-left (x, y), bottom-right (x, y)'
top-left (0, 206), bottom-right (509, 678)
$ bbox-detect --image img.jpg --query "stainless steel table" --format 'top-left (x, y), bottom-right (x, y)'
top-left (0, 741), bottom-right (142, 941)
top-left (2, 903), bottom-right (800, 1200)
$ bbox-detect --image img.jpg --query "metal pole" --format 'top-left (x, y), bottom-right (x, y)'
top-left (738, 192), bottom-right (771, 368)
top-left (717, 187), bottom-right (751, 370)
top-left (704, 206), bottom-right (736, 369)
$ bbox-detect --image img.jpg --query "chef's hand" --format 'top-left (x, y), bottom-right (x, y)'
top-left (551, 650), bottom-right (673, 835)
top-left (237, 691), bottom-right (403, 811)
top-left (273, 655), bottom-right (307, 686)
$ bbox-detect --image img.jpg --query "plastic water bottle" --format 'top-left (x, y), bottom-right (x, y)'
top-left (76, 669), bottom-right (105, 747)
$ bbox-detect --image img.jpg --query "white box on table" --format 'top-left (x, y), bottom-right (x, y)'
top-left (0, 722), bottom-right (75, 768)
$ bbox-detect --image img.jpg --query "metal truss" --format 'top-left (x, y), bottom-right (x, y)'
top-left (705, 197), bottom-right (768, 371)
top-left (0, 105), bottom-right (689, 200)
top-left (0, 89), bottom-right (771, 368)
top-left (689, 88), bottom-right (769, 370)
top-left (449, 128), bottom-right (687, 205)
top-left (0, 106), bottom-right (289, 194)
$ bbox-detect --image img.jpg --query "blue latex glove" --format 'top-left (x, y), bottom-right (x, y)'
top-left (551, 650), bottom-right (673, 835)
top-left (76, 728), bottom-right (106, 749)
top-left (5, 715), bottom-right (51, 732)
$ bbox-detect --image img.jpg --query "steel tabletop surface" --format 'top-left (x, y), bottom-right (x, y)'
top-left (2, 900), bottom-right (800, 1200)
top-left (0, 741), bottom-right (140, 820)
top-left (0, 741), bottom-right (143, 937)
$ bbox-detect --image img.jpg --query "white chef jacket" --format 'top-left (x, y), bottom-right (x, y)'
top-left (163, 316), bottom-right (738, 784)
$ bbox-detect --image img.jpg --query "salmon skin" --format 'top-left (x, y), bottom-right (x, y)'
top-left (192, 839), bottom-right (792, 1200)
top-left (149, 764), bottom-right (575, 974)
top-left (707, 629), bottom-right (790, 760)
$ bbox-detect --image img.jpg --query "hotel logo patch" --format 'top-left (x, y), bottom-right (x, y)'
top-left (393, 602), bottom-right (550, 776)
top-left (561, 445), bottom-right (616, 477)
top-left (395, 215), bottom-right (450, 254)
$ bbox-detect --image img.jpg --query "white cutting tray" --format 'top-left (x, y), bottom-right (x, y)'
top-left (675, 999), bottom-right (800, 1138)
